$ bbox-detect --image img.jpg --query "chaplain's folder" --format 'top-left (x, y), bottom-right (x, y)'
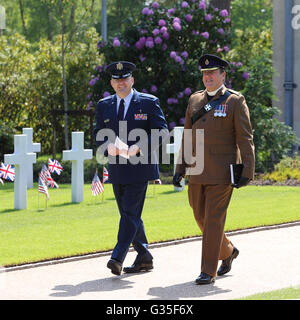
top-left (230, 164), bottom-right (244, 185)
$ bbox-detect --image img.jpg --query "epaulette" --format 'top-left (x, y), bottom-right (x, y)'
top-left (98, 95), bottom-right (112, 103)
top-left (190, 90), bottom-right (204, 97)
top-left (226, 88), bottom-right (241, 96)
top-left (139, 92), bottom-right (157, 100)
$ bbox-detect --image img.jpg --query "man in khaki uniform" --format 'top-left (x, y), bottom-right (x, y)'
top-left (173, 54), bottom-right (255, 285)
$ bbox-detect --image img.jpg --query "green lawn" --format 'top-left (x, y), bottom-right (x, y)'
top-left (236, 285), bottom-right (300, 300)
top-left (0, 183), bottom-right (299, 267)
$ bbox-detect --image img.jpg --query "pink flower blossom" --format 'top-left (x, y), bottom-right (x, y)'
top-left (223, 45), bottom-right (229, 52)
top-left (181, 51), bottom-right (188, 59)
top-left (160, 26), bottom-right (168, 34)
top-left (199, 1), bottom-right (206, 10)
top-left (168, 8), bottom-right (176, 15)
top-left (184, 87), bottom-right (192, 95)
top-left (170, 51), bottom-right (177, 59)
top-left (152, 28), bottom-right (160, 36)
top-left (158, 19), bottom-right (166, 27)
top-left (242, 72), bottom-right (250, 80)
top-left (224, 18), bottom-right (231, 23)
top-left (181, 1), bottom-right (189, 8)
top-left (103, 91), bottom-right (110, 98)
top-left (173, 22), bottom-right (181, 31)
top-left (151, 85), bottom-right (158, 93)
top-left (139, 54), bottom-right (146, 62)
top-left (185, 14), bottom-right (193, 22)
top-left (205, 14), bottom-right (212, 21)
top-left (112, 38), bottom-right (120, 47)
top-left (162, 32), bottom-right (170, 40)
top-left (173, 17), bottom-right (181, 24)
top-left (217, 28), bottom-right (225, 35)
top-left (201, 32), bottom-right (209, 39)
top-left (152, 2), bottom-right (160, 9)
top-left (220, 9), bottom-right (229, 17)
top-left (154, 36), bottom-right (162, 44)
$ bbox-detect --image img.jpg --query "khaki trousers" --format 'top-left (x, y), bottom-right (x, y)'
top-left (188, 183), bottom-right (234, 277)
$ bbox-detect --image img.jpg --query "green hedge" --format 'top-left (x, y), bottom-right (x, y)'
top-left (33, 158), bottom-right (103, 184)
top-left (33, 157), bottom-right (175, 184)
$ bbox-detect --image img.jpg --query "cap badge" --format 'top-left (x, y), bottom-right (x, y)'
top-left (205, 59), bottom-right (209, 65)
top-left (116, 62), bottom-right (123, 70)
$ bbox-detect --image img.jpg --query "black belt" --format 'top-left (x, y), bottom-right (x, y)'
top-left (191, 90), bottom-right (231, 125)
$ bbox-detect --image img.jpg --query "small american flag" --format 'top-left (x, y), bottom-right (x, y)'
top-left (38, 176), bottom-right (49, 200)
top-left (48, 159), bottom-right (63, 175)
top-left (91, 172), bottom-right (104, 196)
top-left (40, 164), bottom-right (58, 188)
top-left (103, 166), bottom-right (109, 182)
top-left (0, 163), bottom-right (15, 181)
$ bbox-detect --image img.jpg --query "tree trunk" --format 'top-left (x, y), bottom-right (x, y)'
top-left (209, 0), bottom-right (231, 12)
top-left (46, 6), bottom-right (53, 43)
top-left (59, 0), bottom-right (69, 150)
top-left (18, 0), bottom-right (27, 36)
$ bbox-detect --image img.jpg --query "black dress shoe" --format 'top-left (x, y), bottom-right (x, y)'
top-left (195, 272), bottom-right (216, 285)
top-left (123, 261), bottom-right (153, 273)
top-left (107, 258), bottom-right (122, 275)
top-left (217, 247), bottom-right (239, 276)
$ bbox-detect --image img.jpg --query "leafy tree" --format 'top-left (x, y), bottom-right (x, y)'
top-left (89, 0), bottom-right (242, 128)
top-left (0, 29), bottom-right (102, 156)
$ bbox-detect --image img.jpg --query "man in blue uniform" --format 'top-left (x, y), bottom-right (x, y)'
top-left (94, 61), bottom-right (168, 275)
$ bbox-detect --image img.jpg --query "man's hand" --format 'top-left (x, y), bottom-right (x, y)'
top-left (173, 173), bottom-right (183, 187)
top-left (107, 143), bottom-right (118, 156)
top-left (128, 144), bottom-right (140, 157)
top-left (233, 176), bottom-right (250, 189)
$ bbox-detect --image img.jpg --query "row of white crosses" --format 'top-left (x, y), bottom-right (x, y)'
top-left (4, 130), bottom-right (92, 209)
top-left (4, 128), bottom-right (184, 210)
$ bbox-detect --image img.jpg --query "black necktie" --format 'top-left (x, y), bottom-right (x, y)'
top-left (117, 99), bottom-right (125, 121)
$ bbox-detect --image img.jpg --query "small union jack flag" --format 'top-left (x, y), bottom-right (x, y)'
top-left (103, 166), bottom-right (109, 183)
top-left (91, 172), bottom-right (104, 196)
top-left (0, 163), bottom-right (15, 181)
top-left (48, 159), bottom-right (63, 175)
top-left (38, 176), bottom-right (49, 200)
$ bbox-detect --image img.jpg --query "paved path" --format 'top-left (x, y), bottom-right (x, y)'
top-left (1, 223), bottom-right (299, 300)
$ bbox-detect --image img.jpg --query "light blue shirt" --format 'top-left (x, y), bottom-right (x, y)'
top-left (116, 89), bottom-right (134, 119)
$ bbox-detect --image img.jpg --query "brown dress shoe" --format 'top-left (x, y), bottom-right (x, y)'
top-left (195, 272), bottom-right (216, 285)
top-left (123, 261), bottom-right (153, 273)
top-left (107, 258), bottom-right (122, 275)
top-left (217, 247), bottom-right (239, 276)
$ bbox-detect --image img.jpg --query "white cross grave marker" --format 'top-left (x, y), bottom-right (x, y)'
top-left (4, 135), bottom-right (36, 209)
top-left (22, 128), bottom-right (41, 189)
top-left (166, 126), bottom-right (185, 191)
top-left (62, 132), bottom-right (93, 203)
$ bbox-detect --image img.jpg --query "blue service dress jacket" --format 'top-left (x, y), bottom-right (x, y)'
top-left (94, 89), bottom-right (168, 184)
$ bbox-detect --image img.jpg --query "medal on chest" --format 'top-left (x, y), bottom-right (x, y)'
top-left (214, 104), bottom-right (228, 117)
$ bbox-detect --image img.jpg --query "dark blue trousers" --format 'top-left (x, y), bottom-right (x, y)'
top-left (111, 182), bottom-right (153, 264)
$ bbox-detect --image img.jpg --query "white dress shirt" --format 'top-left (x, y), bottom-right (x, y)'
top-left (116, 89), bottom-right (134, 119)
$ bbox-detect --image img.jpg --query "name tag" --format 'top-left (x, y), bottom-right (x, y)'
top-left (134, 113), bottom-right (147, 120)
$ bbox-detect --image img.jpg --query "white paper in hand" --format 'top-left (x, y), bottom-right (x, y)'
top-left (114, 136), bottom-right (129, 158)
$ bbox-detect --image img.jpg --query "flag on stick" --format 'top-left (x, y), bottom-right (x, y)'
top-left (0, 163), bottom-right (15, 181)
top-left (40, 164), bottom-right (58, 188)
top-left (48, 159), bottom-right (63, 175)
top-left (0, 177), bottom-right (3, 185)
top-left (38, 176), bottom-right (49, 200)
top-left (103, 166), bottom-right (109, 182)
top-left (91, 172), bottom-right (104, 196)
